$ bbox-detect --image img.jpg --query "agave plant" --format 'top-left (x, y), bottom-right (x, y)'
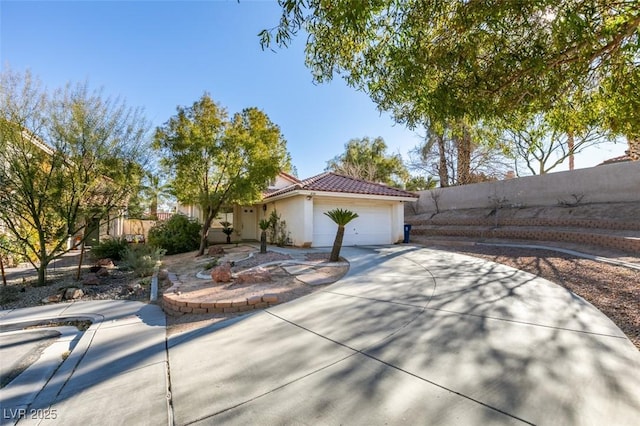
top-left (324, 208), bottom-right (359, 262)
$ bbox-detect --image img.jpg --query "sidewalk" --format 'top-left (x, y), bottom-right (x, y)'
top-left (0, 301), bottom-right (168, 426)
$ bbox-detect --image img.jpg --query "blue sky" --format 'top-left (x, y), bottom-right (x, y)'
top-left (1, 0), bottom-right (626, 179)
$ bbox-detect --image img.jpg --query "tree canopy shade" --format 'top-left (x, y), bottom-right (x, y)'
top-left (262, 1), bottom-right (640, 140)
top-left (0, 69), bottom-right (149, 286)
top-left (326, 136), bottom-right (408, 186)
top-left (153, 93), bottom-right (291, 255)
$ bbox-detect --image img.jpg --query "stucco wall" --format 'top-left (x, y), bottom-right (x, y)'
top-left (264, 196), bottom-right (310, 246)
top-left (411, 162), bottom-right (640, 213)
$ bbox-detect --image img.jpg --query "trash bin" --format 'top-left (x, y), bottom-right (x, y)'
top-left (403, 224), bottom-right (412, 243)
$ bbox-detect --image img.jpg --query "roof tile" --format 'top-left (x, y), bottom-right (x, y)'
top-left (264, 172), bottom-right (418, 199)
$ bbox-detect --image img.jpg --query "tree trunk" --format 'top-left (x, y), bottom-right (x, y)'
top-left (0, 255), bottom-right (6, 286)
top-left (436, 133), bottom-right (449, 187)
top-left (75, 241), bottom-right (85, 282)
top-left (260, 230), bottom-right (267, 254)
top-left (150, 199), bottom-right (158, 220)
top-left (330, 225), bottom-right (345, 262)
top-left (627, 136), bottom-right (640, 161)
top-left (567, 131), bottom-right (575, 170)
top-left (198, 210), bottom-right (215, 256)
top-left (456, 125), bottom-right (472, 185)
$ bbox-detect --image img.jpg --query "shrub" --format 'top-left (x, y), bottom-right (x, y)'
top-left (90, 237), bottom-right (129, 261)
top-left (147, 214), bottom-right (201, 255)
top-left (121, 245), bottom-right (166, 277)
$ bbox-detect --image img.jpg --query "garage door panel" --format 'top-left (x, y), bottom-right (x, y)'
top-left (313, 202), bottom-right (392, 247)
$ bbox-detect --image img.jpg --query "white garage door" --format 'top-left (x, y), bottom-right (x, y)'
top-left (313, 201), bottom-right (392, 247)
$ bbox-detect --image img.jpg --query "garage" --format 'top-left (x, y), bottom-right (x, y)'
top-left (313, 201), bottom-right (392, 247)
top-left (257, 172), bottom-right (418, 248)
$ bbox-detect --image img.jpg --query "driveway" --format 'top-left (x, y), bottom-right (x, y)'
top-left (167, 246), bottom-right (640, 425)
top-left (1, 245), bottom-right (639, 425)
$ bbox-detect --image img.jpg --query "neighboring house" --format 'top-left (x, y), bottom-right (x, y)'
top-left (191, 172), bottom-right (419, 247)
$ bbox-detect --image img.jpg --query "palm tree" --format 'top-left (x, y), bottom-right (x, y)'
top-left (142, 172), bottom-right (172, 220)
top-left (259, 219), bottom-right (270, 253)
top-left (324, 208), bottom-right (359, 262)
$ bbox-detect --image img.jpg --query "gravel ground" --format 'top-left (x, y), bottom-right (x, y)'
top-left (428, 244), bottom-right (640, 350)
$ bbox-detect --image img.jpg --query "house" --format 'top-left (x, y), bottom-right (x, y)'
top-left (199, 172), bottom-right (419, 247)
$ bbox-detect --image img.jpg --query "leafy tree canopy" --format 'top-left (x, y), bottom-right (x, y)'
top-left (326, 136), bottom-right (408, 186)
top-left (262, 1), bottom-right (639, 138)
top-left (0, 68), bottom-right (150, 285)
top-left (153, 93), bottom-right (291, 255)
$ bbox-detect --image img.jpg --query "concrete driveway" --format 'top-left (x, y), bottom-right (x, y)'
top-left (1, 245), bottom-right (639, 425)
top-left (167, 246), bottom-right (640, 425)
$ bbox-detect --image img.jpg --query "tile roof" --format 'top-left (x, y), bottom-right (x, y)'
top-left (264, 172), bottom-right (419, 199)
top-left (598, 154), bottom-right (633, 166)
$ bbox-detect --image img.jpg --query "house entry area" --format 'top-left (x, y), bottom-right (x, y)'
top-left (240, 206), bottom-right (257, 240)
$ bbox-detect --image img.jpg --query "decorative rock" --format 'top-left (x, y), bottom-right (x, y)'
top-left (41, 294), bottom-right (63, 304)
top-left (158, 269), bottom-right (169, 280)
top-left (96, 258), bottom-right (115, 268)
top-left (96, 267), bottom-right (110, 277)
top-left (211, 263), bottom-right (232, 283)
top-left (208, 246), bottom-right (225, 256)
top-left (235, 268), bottom-right (272, 284)
top-left (64, 288), bottom-right (84, 300)
top-left (82, 274), bottom-right (100, 285)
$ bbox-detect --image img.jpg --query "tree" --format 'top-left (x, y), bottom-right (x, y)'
top-left (0, 69), bottom-right (149, 286)
top-left (498, 113), bottom-right (613, 175)
top-left (141, 171), bottom-right (172, 219)
top-left (405, 175), bottom-right (438, 192)
top-left (409, 123), bottom-right (511, 187)
top-left (263, 1), bottom-right (640, 153)
top-left (154, 93), bottom-right (290, 255)
top-left (324, 208), bottom-right (358, 262)
top-left (326, 137), bottom-right (408, 186)
top-left (259, 219), bottom-right (270, 254)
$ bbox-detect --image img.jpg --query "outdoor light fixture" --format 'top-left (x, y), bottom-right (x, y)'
top-left (262, 204), bottom-right (267, 212)
top-left (306, 195), bottom-right (313, 200)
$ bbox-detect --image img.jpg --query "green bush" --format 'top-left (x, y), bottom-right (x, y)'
top-left (147, 214), bottom-right (202, 255)
top-left (90, 237), bottom-right (129, 261)
top-left (122, 245), bottom-right (166, 277)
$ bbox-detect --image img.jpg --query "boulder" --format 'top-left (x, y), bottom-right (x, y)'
top-left (211, 263), bottom-right (232, 283)
top-left (157, 269), bottom-right (169, 280)
top-left (96, 258), bottom-right (115, 268)
top-left (235, 267), bottom-right (272, 284)
top-left (64, 288), bottom-right (84, 300)
top-left (208, 246), bottom-right (225, 256)
top-left (82, 274), bottom-right (100, 285)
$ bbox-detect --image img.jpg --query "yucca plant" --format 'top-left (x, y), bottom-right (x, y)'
top-left (324, 208), bottom-right (359, 262)
top-left (259, 219), bottom-right (270, 253)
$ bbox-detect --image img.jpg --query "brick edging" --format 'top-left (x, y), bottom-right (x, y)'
top-left (162, 292), bottom-right (280, 316)
top-left (160, 272), bottom-right (280, 316)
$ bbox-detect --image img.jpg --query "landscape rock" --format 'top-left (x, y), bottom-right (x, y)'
top-left (208, 246), bottom-right (225, 256)
top-left (158, 269), bottom-right (169, 280)
top-left (64, 288), bottom-right (84, 300)
top-left (211, 263), bottom-right (232, 283)
top-left (82, 274), bottom-right (100, 285)
top-left (96, 258), bottom-right (115, 268)
top-left (96, 267), bottom-right (110, 277)
top-left (41, 294), bottom-right (63, 304)
top-left (235, 267), bottom-right (272, 284)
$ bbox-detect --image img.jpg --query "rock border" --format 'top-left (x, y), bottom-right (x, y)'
top-left (161, 272), bottom-right (280, 316)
